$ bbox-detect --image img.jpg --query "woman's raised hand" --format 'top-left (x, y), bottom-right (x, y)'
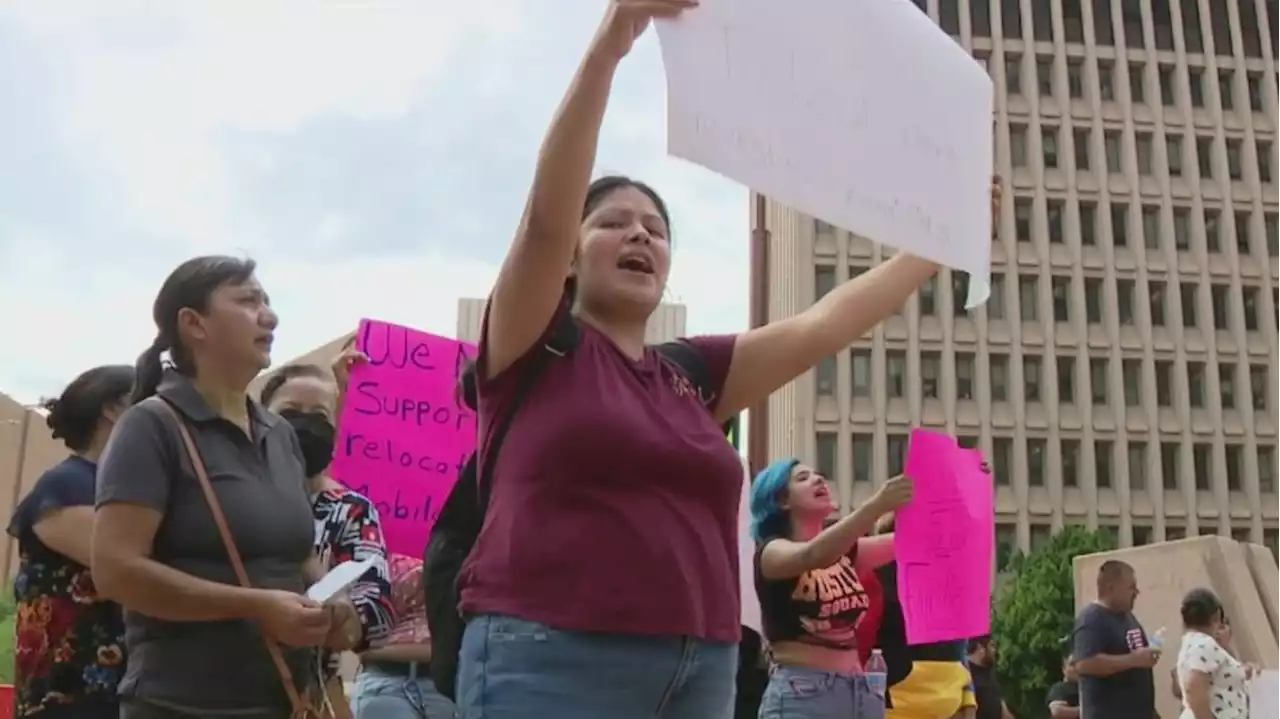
top-left (331, 337), bottom-right (368, 397)
top-left (591, 0), bottom-right (699, 62)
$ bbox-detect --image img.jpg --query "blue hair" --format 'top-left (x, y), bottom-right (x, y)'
top-left (749, 458), bottom-right (800, 543)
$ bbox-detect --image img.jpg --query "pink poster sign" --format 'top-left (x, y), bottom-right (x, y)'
top-left (893, 428), bottom-right (994, 645)
top-left (328, 318), bottom-right (477, 557)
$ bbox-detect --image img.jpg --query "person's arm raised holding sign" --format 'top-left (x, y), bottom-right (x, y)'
top-left (485, 0), bottom-right (698, 376)
top-left (712, 176), bottom-right (1001, 426)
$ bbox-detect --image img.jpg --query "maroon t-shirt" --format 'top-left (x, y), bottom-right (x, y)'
top-left (459, 309), bottom-right (744, 642)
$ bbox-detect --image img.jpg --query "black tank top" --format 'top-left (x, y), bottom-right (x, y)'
top-left (753, 538), bottom-right (871, 650)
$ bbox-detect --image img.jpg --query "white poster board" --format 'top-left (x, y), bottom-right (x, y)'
top-left (738, 458), bottom-right (762, 634)
top-left (1252, 670), bottom-right (1278, 719)
top-left (656, 0), bottom-right (994, 307)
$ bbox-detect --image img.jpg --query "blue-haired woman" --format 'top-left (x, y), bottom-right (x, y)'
top-left (751, 458), bottom-right (913, 719)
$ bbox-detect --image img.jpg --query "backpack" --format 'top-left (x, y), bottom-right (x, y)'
top-left (422, 314), bottom-right (725, 700)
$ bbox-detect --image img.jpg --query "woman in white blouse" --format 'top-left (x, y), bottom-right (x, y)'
top-left (1175, 588), bottom-right (1257, 719)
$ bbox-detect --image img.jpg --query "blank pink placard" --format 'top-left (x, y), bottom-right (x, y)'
top-left (328, 318), bottom-right (477, 558)
top-left (893, 428), bottom-right (995, 645)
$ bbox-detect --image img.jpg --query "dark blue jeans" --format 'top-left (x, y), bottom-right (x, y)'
top-left (457, 614), bottom-right (737, 719)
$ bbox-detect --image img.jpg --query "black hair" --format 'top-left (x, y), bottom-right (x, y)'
top-left (1180, 587), bottom-right (1224, 630)
top-left (259, 364), bottom-right (328, 406)
top-left (458, 367), bottom-right (478, 412)
top-left (967, 635), bottom-right (992, 654)
top-left (583, 175), bottom-right (671, 227)
top-left (131, 256), bottom-right (257, 405)
top-left (41, 365), bottom-right (135, 452)
top-left (1097, 559), bottom-right (1133, 591)
top-left (567, 175), bottom-right (673, 307)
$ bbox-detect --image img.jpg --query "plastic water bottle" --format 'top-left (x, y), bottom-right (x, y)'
top-left (865, 649), bottom-right (888, 703)
top-left (1149, 627), bottom-right (1167, 651)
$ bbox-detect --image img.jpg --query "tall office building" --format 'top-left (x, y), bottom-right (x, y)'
top-left (755, 0), bottom-right (1279, 565)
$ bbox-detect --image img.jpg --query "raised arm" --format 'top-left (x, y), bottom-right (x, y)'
top-left (758, 477), bottom-right (910, 579)
top-left (330, 336), bottom-right (367, 422)
top-left (714, 178), bottom-right (1001, 423)
top-left (484, 0), bottom-right (696, 380)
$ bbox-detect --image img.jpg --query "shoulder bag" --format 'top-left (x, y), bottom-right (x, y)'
top-left (157, 399), bottom-right (333, 719)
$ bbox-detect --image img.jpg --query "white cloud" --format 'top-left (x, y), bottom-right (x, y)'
top-left (0, 2), bottom-right (750, 404)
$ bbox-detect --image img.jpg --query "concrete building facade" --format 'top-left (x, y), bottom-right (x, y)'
top-left (756, 0), bottom-right (1280, 566)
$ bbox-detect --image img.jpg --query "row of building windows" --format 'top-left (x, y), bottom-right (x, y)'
top-left (818, 203), bottom-right (1279, 257)
top-left (996, 523), bottom-right (1279, 566)
top-left (817, 347), bottom-right (1272, 412)
top-left (817, 266), bottom-right (1278, 332)
top-left (1009, 195), bottom-right (1279, 258)
top-left (815, 432), bottom-right (1277, 494)
top-left (999, 52), bottom-right (1273, 115)
top-left (916, 0), bottom-right (1276, 60)
top-left (1011, 124), bottom-right (1274, 187)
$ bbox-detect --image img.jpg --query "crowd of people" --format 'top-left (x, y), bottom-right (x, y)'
top-left (2, 1), bottom-right (1263, 719)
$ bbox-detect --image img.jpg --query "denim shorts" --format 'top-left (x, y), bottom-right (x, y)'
top-left (350, 664), bottom-right (456, 718)
top-left (759, 666), bottom-right (886, 719)
top-left (456, 614), bottom-right (737, 719)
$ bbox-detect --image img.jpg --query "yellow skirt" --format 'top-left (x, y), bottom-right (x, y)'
top-left (885, 660), bottom-right (976, 719)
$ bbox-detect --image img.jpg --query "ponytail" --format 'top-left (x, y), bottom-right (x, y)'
top-left (130, 335), bottom-right (168, 405)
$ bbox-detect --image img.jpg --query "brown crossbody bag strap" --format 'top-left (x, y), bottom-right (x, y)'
top-left (157, 400), bottom-right (319, 719)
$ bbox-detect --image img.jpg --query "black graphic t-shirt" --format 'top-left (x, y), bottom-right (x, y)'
top-left (754, 539), bottom-right (871, 649)
top-left (1072, 602), bottom-right (1155, 719)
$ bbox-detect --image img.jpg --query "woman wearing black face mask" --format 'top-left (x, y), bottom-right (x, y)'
top-left (260, 352), bottom-right (394, 718)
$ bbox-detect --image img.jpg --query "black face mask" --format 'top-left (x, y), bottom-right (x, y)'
top-left (279, 409), bottom-right (335, 478)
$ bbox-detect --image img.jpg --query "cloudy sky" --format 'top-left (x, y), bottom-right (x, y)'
top-left (0, 1), bottom-right (750, 404)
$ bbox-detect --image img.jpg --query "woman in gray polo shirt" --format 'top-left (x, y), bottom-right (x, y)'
top-left (92, 255), bottom-right (359, 718)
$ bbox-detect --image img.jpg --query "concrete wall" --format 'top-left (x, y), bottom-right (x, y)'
top-left (1073, 537), bottom-right (1279, 719)
top-left (0, 392), bottom-right (70, 578)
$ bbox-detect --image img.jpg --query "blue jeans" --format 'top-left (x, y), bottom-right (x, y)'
top-left (759, 666), bottom-right (886, 719)
top-left (351, 665), bottom-right (457, 719)
top-left (457, 614), bottom-right (737, 719)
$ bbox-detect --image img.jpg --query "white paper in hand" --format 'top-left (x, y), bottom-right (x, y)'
top-left (306, 558), bottom-right (375, 603)
top-left (1251, 670), bottom-right (1278, 719)
top-left (655, 0), bottom-right (995, 308)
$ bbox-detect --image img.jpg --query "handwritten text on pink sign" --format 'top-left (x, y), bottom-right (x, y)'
top-left (894, 428), bottom-right (994, 645)
top-left (329, 319), bottom-right (477, 557)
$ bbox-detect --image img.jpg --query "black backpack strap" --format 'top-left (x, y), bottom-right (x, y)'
top-left (654, 340), bottom-right (712, 397)
top-left (476, 311), bottom-right (579, 507)
top-left (655, 340), bottom-right (733, 436)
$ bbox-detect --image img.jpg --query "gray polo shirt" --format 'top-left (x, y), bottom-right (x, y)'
top-left (96, 370), bottom-right (317, 715)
